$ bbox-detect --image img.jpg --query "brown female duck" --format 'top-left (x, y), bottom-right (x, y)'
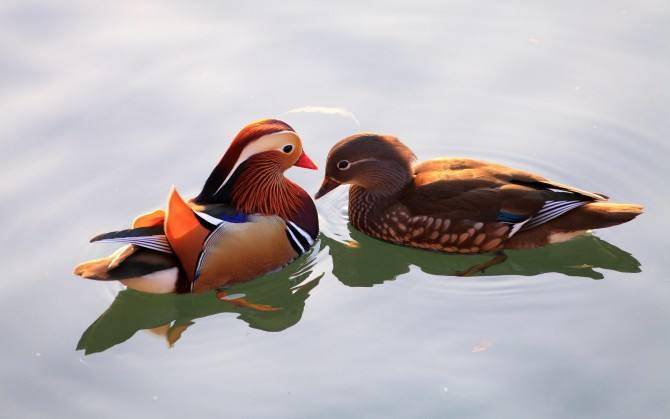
top-left (315, 134), bottom-right (642, 274)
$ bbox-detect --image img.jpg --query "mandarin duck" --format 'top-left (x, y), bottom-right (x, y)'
top-left (315, 134), bottom-right (642, 275)
top-left (74, 119), bottom-right (319, 293)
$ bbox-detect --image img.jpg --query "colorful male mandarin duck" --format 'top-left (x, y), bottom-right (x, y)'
top-left (74, 119), bottom-right (319, 293)
top-left (315, 134), bottom-right (642, 275)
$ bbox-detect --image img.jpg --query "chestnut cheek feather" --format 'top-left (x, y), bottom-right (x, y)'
top-left (230, 155), bottom-right (308, 221)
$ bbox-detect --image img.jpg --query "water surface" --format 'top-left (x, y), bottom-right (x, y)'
top-left (1, 1), bottom-right (669, 418)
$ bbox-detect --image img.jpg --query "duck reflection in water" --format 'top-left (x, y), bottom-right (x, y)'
top-left (78, 230), bottom-right (639, 355)
top-left (322, 226), bottom-right (640, 286)
top-left (77, 246), bottom-right (324, 355)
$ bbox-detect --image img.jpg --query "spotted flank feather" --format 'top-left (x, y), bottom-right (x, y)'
top-left (90, 226), bottom-right (172, 253)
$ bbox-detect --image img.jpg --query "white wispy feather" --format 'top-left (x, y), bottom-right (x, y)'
top-left (283, 106), bottom-right (360, 126)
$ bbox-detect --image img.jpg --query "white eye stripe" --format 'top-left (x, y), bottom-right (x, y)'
top-left (337, 157), bottom-right (378, 170)
top-left (348, 158), bottom-right (379, 166)
top-left (213, 131), bottom-right (299, 195)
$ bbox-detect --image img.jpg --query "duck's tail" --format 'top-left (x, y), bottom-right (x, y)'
top-left (556, 201), bottom-right (644, 231)
top-left (582, 202), bottom-right (643, 228)
top-left (74, 245), bottom-right (135, 280)
top-left (74, 258), bottom-right (110, 279)
top-left (73, 245), bottom-right (182, 293)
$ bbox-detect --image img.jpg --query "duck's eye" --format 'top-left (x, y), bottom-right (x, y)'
top-left (282, 144), bottom-right (294, 154)
top-left (337, 160), bottom-right (350, 170)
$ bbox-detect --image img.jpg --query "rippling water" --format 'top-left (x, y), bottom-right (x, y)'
top-left (2, 1), bottom-right (669, 418)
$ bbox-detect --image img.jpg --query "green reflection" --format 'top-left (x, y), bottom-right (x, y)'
top-left (321, 226), bottom-right (641, 287)
top-left (77, 249), bottom-right (323, 355)
top-left (78, 228), bottom-right (639, 355)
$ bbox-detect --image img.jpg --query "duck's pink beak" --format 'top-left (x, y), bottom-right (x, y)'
top-left (294, 151), bottom-right (318, 170)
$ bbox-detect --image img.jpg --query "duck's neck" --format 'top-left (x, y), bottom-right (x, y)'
top-left (349, 170), bottom-right (412, 232)
top-left (214, 158), bottom-right (318, 238)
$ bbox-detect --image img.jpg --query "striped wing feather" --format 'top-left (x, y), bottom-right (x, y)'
top-left (90, 225), bottom-right (172, 253)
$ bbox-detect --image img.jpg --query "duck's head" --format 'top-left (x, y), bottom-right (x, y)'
top-left (315, 133), bottom-right (416, 199)
top-left (196, 119), bottom-right (317, 203)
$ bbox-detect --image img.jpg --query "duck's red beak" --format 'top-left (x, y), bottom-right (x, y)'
top-left (294, 151), bottom-right (318, 170)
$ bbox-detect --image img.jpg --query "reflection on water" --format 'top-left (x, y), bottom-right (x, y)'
top-left (4, 1), bottom-right (670, 417)
top-left (78, 246), bottom-right (324, 355)
top-left (325, 227), bottom-right (640, 285)
top-left (78, 228), bottom-right (639, 354)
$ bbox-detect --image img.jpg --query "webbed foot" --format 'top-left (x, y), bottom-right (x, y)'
top-left (216, 291), bottom-right (281, 312)
top-left (456, 251), bottom-right (508, 277)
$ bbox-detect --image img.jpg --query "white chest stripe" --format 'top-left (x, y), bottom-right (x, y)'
top-left (287, 221), bottom-right (315, 246)
top-left (195, 211), bottom-right (224, 226)
top-left (285, 226), bottom-right (306, 254)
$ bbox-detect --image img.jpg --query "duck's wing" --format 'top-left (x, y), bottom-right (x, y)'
top-left (165, 188), bottom-right (309, 293)
top-left (405, 158), bottom-right (607, 238)
top-left (77, 197), bottom-right (247, 285)
top-left (90, 225), bottom-right (172, 253)
top-left (87, 197), bottom-right (252, 255)
top-left (79, 190), bottom-right (310, 293)
top-left (132, 209), bottom-right (166, 228)
top-left (414, 158), bottom-right (608, 201)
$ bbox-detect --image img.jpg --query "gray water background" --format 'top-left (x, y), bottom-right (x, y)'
top-left (1, 1), bottom-right (669, 418)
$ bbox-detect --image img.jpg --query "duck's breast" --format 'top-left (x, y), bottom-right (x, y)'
top-left (192, 215), bottom-right (298, 292)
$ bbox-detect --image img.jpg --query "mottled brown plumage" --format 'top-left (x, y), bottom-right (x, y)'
top-left (315, 134), bottom-right (642, 255)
